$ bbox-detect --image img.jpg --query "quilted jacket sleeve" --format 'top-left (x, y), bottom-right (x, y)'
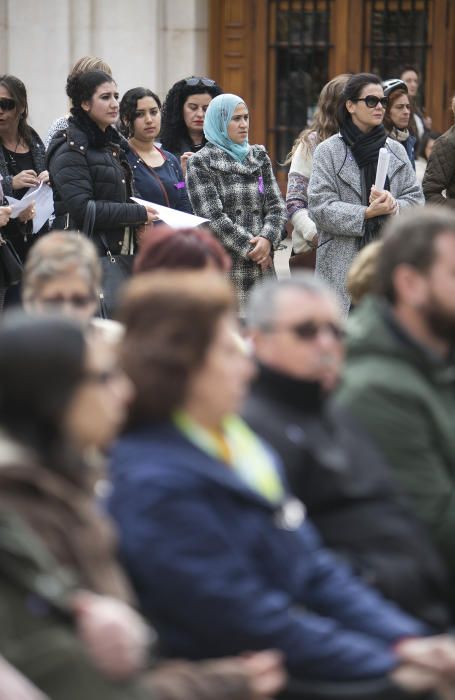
top-left (49, 147), bottom-right (147, 230)
top-left (422, 135), bottom-right (455, 207)
top-left (186, 156), bottom-right (254, 259)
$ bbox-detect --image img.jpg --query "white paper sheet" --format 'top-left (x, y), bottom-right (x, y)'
top-left (374, 148), bottom-right (390, 191)
top-left (131, 197), bottom-right (210, 228)
top-left (6, 182), bottom-right (54, 232)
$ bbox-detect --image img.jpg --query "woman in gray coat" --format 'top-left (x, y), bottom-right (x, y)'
top-left (186, 93), bottom-right (287, 310)
top-left (308, 73), bottom-right (423, 314)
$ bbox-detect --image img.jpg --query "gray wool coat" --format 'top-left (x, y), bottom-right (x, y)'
top-left (308, 134), bottom-right (424, 314)
top-left (186, 142), bottom-right (287, 309)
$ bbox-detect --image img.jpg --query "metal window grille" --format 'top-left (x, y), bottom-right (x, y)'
top-left (268, 0), bottom-right (333, 169)
top-left (365, 0), bottom-right (431, 104)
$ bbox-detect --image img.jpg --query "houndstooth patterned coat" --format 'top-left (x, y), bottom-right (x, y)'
top-left (186, 142), bottom-right (287, 308)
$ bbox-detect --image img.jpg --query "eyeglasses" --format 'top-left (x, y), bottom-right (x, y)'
top-left (185, 77), bottom-right (216, 87)
top-left (84, 369), bottom-right (119, 385)
top-left (353, 95), bottom-right (388, 109)
top-left (268, 320), bottom-right (345, 341)
top-left (0, 98), bottom-right (16, 112)
top-left (40, 294), bottom-right (96, 309)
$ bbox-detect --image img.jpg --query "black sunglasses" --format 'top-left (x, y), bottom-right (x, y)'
top-left (40, 294), bottom-right (96, 309)
top-left (353, 95), bottom-right (388, 109)
top-left (270, 320), bottom-right (345, 341)
top-left (185, 77), bottom-right (216, 87)
top-left (0, 98), bottom-right (16, 112)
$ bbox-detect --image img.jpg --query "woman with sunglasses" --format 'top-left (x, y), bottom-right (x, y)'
top-left (308, 72), bottom-right (423, 314)
top-left (186, 93), bottom-right (287, 311)
top-left (119, 87), bottom-right (192, 213)
top-left (0, 75), bottom-right (50, 302)
top-left (160, 76), bottom-right (223, 175)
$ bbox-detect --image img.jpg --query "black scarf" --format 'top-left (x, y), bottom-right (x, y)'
top-left (69, 110), bottom-right (135, 195)
top-left (69, 109), bottom-right (122, 150)
top-left (340, 119), bottom-right (389, 248)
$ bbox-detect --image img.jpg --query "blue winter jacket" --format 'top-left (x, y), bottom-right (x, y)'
top-left (108, 423), bottom-right (428, 681)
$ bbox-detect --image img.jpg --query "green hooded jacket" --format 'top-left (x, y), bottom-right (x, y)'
top-left (337, 296), bottom-right (455, 609)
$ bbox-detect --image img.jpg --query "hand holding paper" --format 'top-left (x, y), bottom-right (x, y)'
top-left (131, 197), bottom-right (209, 228)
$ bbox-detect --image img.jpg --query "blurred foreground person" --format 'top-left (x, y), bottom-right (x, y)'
top-left (109, 271), bottom-right (455, 700)
top-left (243, 274), bottom-right (449, 629)
top-left (338, 207), bottom-right (455, 617)
top-left (0, 313), bottom-right (285, 700)
top-left (346, 240), bottom-right (383, 307)
top-left (134, 224), bottom-right (230, 274)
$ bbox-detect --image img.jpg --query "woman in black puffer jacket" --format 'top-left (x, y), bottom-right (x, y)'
top-left (47, 70), bottom-right (157, 257)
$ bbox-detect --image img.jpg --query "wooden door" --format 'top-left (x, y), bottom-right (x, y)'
top-left (210, 0), bottom-right (455, 176)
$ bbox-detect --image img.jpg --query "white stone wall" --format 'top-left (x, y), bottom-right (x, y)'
top-left (0, 0), bottom-right (209, 139)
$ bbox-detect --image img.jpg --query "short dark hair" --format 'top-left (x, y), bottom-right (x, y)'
top-left (375, 207), bottom-right (455, 303)
top-left (119, 87), bottom-right (162, 138)
top-left (400, 65), bottom-right (420, 79)
top-left (66, 69), bottom-right (115, 112)
top-left (418, 130), bottom-right (441, 160)
top-left (337, 72), bottom-right (382, 126)
top-left (134, 225), bottom-right (230, 274)
top-left (119, 272), bottom-right (234, 426)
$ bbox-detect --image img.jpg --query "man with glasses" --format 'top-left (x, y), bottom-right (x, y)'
top-left (243, 273), bottom-right (450, 630)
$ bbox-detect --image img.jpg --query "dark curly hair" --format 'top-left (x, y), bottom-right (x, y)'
top-left (160, 77), bottom-right (223, 155)
top-left (0, 74), bottom-right (32, 145)
top-left (119, 87), bottom-right (161, 138)
top-left (66, 69), bottom-right (115, 115)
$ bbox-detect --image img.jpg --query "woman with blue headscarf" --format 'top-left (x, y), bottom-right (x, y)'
top-left (186, 94), bottom-right (286, 309)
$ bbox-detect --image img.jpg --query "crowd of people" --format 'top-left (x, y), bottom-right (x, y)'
top-left (0, 54), bottom-right (455, 700)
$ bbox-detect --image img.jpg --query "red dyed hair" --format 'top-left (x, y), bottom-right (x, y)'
top-left (134, 225), bottom-right (231, 274)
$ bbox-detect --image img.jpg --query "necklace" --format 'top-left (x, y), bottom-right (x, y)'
top-left (2, 137), bottom-right (22, 172)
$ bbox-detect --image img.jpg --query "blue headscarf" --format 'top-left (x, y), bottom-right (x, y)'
top-left (203, 93), bottom-right (250, 162)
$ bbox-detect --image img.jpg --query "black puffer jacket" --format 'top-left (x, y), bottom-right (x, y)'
top-left (47, 112), bottom-right (148, 255)
top-left (243, 364), bottom-right (450, 630)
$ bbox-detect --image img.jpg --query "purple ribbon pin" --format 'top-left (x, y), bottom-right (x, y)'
top-left (174, 181), bottom-right (185, 190)
top-left (258, 176), bottom-right (264, 194)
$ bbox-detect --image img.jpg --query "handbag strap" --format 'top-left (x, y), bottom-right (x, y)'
top-left (82, 199), bottom-right (96, 238)
top-left (132, 147), bottom-right (170, 208)
top-left (81, 199), bottom-right (116, 261)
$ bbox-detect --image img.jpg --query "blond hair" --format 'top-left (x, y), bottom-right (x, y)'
top-left (70, 56), bottom-right (112, 79)
top-left (347, 241), bottom-right (383, 306)
top-left (23, 231), bottom-right (102, 305)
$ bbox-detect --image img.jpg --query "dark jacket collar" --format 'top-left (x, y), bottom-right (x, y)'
top-left (251, 363), bottom-right (326, 414)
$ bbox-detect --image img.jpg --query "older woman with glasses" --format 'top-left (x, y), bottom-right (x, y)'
top-left (308, 72), bottom-right (423, 314)
top-left (160, 76), bottom-right (223, 175)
